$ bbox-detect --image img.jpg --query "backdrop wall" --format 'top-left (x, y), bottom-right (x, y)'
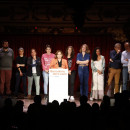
top-left (0, 35), bottom-right (116, 95)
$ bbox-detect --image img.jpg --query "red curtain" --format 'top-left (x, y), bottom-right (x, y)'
top-left (0, 35), bottom-right (115, 94)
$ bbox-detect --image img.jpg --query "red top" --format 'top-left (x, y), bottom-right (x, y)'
top-left (64, 55), bottom-right (77, 71)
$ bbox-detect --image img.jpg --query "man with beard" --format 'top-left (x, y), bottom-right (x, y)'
top-left (0, 40), bottom-right (14, 97)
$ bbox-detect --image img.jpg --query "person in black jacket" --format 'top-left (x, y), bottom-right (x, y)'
top-left (14, 47), bottom-right (27, 97)
top-left (27, 49), bottom-right (41, 99)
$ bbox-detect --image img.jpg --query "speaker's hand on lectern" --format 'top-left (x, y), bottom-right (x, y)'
top-left (68, 70), bottom-right (71, 75)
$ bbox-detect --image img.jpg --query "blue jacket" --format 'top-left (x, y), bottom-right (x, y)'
top-left (109, 50), bottom-right (122, 69)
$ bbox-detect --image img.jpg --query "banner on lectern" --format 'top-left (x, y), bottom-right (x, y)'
top-left (49, 69), bottom-right (68, 103)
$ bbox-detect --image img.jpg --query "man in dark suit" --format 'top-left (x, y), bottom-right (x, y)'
top-left (105, 43), bottom-right (122, 95)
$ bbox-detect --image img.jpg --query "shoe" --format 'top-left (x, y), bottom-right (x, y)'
top-left (98, 99), bottom-right (102, 101)
top-left (13, 93), bottom-right (18, 98)
top-left (89, 97), bottom-right (93, 101)
top-left (44, 97), bottom-right (47, 103)
top-left (27, 95), bottom-right (31, 99)
top-left (68, 95), bottom-right (70, 100)
top-left (24, 95), bottom-right (28, 99)
top-left (44, 94), bottom-right (48, 100)
top-left (24, 93), bottom-right (28, 99)
top-left (44, 97), bottom-right (47, 100)
top-left (70, 96), bottom-right (75, 100)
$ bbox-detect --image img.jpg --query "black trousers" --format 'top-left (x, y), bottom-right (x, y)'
top-left (15, 72), bottom-right (27, 96)
top-left (68, 70), bottom-right (76, 96)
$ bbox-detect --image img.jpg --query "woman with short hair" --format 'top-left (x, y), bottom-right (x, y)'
top-left (50, 50), bottom-right (68, 69)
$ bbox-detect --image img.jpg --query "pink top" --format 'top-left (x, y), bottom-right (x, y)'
top-left (41, 53), bottom-right (55, 71)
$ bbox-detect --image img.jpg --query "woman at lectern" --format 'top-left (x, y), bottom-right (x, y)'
top-left (50, 50), bottom-right (68, 69)
top-left (76, 44), bottom-right (90, 97)
top-left (64, 46), bottom-right (76, 100)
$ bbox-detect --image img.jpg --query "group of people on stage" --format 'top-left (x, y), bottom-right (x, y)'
top-left (0, 40), bottom-right (130, 101)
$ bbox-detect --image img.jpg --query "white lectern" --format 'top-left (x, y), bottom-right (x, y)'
top-left (49, 69), bottom-right (68, 103)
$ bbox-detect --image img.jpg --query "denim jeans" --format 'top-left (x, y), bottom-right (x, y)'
top-left (28, 73), bottom-right (40, 95)
top-left (122, 67), bottom-right (128, 91)
top-left (42, 71), bottom-right (49, 95)
top-left (78, 66), bottom-right (89, 97)
top-left (15, 72), bottom-right (27, 96)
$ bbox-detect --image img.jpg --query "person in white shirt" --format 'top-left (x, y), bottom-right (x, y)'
top-left (121, 42), bottom-right (130, 91)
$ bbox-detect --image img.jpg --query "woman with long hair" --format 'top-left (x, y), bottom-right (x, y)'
top-left (76, 44), bottom-right (90, 97)
top-left (90, 47), bottom-right (105, 100)
top-left (64, 46), bottom-right (76, 100)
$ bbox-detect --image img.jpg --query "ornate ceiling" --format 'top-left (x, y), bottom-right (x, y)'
top-left (0, 1), bottom-right (130, 37)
